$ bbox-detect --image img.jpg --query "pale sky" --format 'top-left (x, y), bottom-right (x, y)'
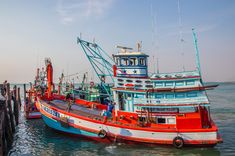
top-left (0, 0), bottom-right (235, 83)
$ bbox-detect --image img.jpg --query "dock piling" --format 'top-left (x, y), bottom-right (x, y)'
top-left (0, 83), bottom-right (21, 155)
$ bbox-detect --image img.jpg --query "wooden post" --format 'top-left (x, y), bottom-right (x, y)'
top-left (6, 83), bottom-right (15, 133)
top-left (15, 87), bottom-right (20, 125)
top-left (0, 84), bottom-right (3, 96)
top-left (3, 92), bottom-right (12, 150)
top-left (23, 84), bottom-right (26, 103)
top-left (13, 85), bottom-right (19, 125)
top-left (0, 83), bottom-right (19, 155)
top-left (0, 100), bottom-right (5, 156)
top-left (18, 87), bottom-right (21, 107)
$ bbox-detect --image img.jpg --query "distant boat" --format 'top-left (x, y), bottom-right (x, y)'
top-left (35, 30), bottom-right (222, 148)
top-left (23, 70), bottom-right (42, 119)
top-left (24, 86), bottom-right (41, 119)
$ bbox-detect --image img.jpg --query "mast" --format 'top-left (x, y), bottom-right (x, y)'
top-left (77, 37), bottom-right (115, 100)
top-left (192, 28), bottom-right (202, 81)
top-left (45, 58), bottom-right (53, 98)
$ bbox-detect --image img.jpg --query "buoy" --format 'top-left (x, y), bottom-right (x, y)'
top-left (98, 129), bottom-right (107, 139)
top-left (173, 136), bottom-right (184, 148)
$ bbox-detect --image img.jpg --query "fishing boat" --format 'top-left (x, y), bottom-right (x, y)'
top-left (24, 69), bottom-right (42, 119)
top-left (35, 30), bottom-right (222, 148)
top-left (24, 88), bottom-right (41, 119)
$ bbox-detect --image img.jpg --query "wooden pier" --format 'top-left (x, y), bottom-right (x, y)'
top-left (0, 83), bottom-right (21, 156)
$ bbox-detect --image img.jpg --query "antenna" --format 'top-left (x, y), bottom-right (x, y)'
top-left (116, 45), bottom-right (133, 53)
top-left (192, 28), bottom-right (202, 81)
top-left (137, 41), bottom-right (142, 52)
top-left (153, 56), bottom-right (156, 73)
top-left (177, 0), bottom-right (185, 71)
top-left (116, 45), bottom-right (133, 50)
top-left (157, 58), bottom-right (160, 74)
top-left (150, 1), bottom-right (160, 74)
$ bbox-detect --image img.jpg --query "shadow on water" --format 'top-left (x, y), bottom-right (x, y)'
top-left (8, 83), bottom-right (235, 155)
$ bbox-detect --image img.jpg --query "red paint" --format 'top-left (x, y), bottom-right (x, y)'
top-left (176, 113), bottom-right (202, 129)
top-left (38, 99), bottom-right (218, 133)
top-left (40, 107), bottom-right (221, 146)
top-left (117, 111), bottom-right (138, 124)
top-left (46, 60), bottom-right (53, 98)
top-left (113, 65), bottom-right (117, 77)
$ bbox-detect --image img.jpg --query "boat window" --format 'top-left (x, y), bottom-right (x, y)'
top-left (117, 79), bottom-right (124, 82)
top-left (120, 57), bottom-right (128, 66)
top-left (157, 117), bottom-right (166, 124)
top-left (115, 57), bottom-right (120, 66)
top-left (126, 79), bottom-right (133, 82)
top-left (165, 82), bottom-right (173, 86)
top-left (179, 106), bottom-right (197, 113)
top-left (155, 82), bottom-right (163, 86)
top-left (139, 57), bottom-right (146, 66)
top-left (129, 57), bottom-right (137, 66)
top-left (175, 81), bottom-right (184, 86)
top-left (175, 74), bottom-right (183, 78)
top-left (186, 80), bottom-right (195, 85)
top-left (117, 57), bottom-right (120, 66)
top-left (145, 80), bottom-right (152, 84)
top-left (135, 84), bottom-right (142, 88)
top-left (142, 107), bottom-right (178, 113)
top-left (135, 93), bottom-right (144, 98)
top-left (155, 94), bottom-right (164, 99)
top-left (138, 117), bottom-right (146, 122)
top-left (166, 94), bottom-right (174, 99)
top-left (145, 85), bottom-right (153, 88)
top-left (118, 83), bottom-right (124, 86)
top-left (175, 93), bottom-right (185, 98)
top-left (165, 75), bottom-right (172, 78)
top-left (136, 80), bottom-right (142, 83)
top-left (187, 92), bottom-right (197, 97)
top-left (167, 118), bottom-right (176, 124)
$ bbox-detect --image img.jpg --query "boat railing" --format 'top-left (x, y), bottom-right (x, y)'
top-left (133, 96), bottom-right (209, 105)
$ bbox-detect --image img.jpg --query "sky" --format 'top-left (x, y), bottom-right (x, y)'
top-left (0, 0), bottom-right (235, 83)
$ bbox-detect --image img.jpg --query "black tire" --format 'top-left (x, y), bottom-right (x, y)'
top-left (173, 136), bottom-right (184, 149)
top-left (98, 129), bottom-right (107, 139)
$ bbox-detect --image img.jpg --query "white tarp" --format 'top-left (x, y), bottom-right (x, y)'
top-left (0, 94), bottom-right (5, 101)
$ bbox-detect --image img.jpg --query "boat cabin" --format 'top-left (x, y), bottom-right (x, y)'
top-left (111, 45), bottom-right (212, 129)
top-left (113, 46), bottom-right (149, 78)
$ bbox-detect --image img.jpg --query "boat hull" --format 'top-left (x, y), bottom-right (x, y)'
top-left (26, 112), bottom-right (41, 119)
top-left (24, 103), bottom-right (42, 119)
top-left (36, 99), bottom-right (222, 147)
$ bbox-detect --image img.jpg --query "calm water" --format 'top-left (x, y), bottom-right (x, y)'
top-left (8, 83), bottom-right (235, 156)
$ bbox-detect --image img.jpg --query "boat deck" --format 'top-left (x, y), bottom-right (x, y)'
top-left (44, 99), bottom-right (105, 121)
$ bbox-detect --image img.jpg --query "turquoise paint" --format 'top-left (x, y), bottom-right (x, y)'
top-left (42, 114), bottom-right (97, 137)
top-left (77, 38), bottom-right (114, 100)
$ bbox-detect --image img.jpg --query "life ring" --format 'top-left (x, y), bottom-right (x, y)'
top-left (173, 136), bottom-right (184, 148)
top-left (98, 129), bottom-right (107, 139)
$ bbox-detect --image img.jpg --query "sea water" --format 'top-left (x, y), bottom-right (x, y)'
top-left (8, 83), bottom-right (235, 156)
